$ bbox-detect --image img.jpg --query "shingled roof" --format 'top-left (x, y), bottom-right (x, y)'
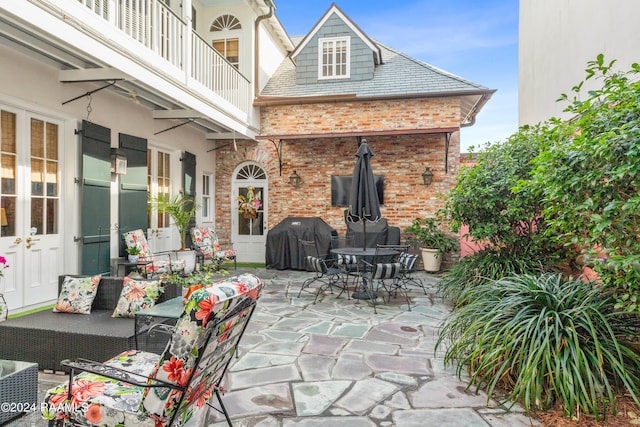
top-left (258, 36), bottom-right (495, 126)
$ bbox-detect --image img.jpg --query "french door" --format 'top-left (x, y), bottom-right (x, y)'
top-left (231, 163), bottom-right (267, 263)
top-left (147, 147), bottom-right (174, 252)
top-left (0, 107), bottom-right (63, 310)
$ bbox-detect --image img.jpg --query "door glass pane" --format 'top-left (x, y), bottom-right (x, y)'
top-left (1, 111), bottom-right (17, 237)
top-left (46, 161), bottom-right (58, 197)
top-left (31, 119), bottom-right (45, 158)
top-left (31, 198), bottom-right (43, 234)
top-left (237, 186), bottom-right (263, 236)
top-left (46, 122), bottom-right (58, 160)
top-left (31, 159), bottom-right (44, 196)
top-left (47, 198), bottom-right (58, 234)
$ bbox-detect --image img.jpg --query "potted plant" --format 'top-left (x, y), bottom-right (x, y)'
top-left (149, 193), bottom-right (200, 274)
top-left (126, 246), bottom-right (141, 263)
top-left (404, 217), bottom-right (459, 272)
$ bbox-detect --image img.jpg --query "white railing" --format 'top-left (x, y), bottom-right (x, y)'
top-left (191, 33), bottom-right (250, 114)
top-left (74, 0), bottom-right (250, 113)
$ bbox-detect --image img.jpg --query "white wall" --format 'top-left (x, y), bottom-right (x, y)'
top-left (519, 0), bottom-right (640, 125)
top-left (0, 44), bottom-right (217, 270)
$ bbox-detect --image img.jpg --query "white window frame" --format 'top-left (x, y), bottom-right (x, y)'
top-left (202, 172), bottom-right (213, 222)
top-left (318, 36), bottom-right (350, 80)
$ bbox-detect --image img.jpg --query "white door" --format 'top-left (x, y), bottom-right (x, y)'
top-left (0, 107), bottom-right (63, 311)
top-left (231, 163), bottom-right (267, 263)
top-left (147, 147), bottom-right (174, 252)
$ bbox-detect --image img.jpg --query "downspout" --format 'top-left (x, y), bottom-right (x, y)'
top-left (254, 0), bottom-right (275, 98)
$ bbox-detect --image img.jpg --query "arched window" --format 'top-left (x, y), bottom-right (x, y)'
top-left (236, 163), bottom-right (266, 180)
top-left (210, 14), bottom-right (241, 31)
top-left (210, 15), bottom-right (241, 69)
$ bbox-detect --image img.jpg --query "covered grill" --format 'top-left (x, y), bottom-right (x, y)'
top-left (266, 217), bottom-right (338, 270)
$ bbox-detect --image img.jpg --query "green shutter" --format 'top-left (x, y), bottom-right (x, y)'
top-left (182, 151), bottom-right (196, 248)
top-left (80, 120), bottom-right (111, 275)
top-left (118, 133), bottom-right (148, 256)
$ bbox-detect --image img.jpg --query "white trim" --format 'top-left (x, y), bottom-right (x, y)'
top-left (201, 172), bottom-right (213, 222)
top-left (317, 36), bottom-right (350, 80)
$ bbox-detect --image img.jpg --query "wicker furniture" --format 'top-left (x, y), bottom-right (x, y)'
top-left (0, 360), bottom-right (38, 424)
top-left (42, 273), bottom-right (263, 427)
top-left (134, 296), bottom-right (183, 350)
top-left (0, 276), bottom-right (180, 372)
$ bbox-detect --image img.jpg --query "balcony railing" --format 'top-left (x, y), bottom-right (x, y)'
top-left (74, 0), bottom-right (250, 114)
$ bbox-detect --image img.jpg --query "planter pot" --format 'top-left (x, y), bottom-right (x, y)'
top-left (177, 250), bottom-right (197, 275)
top-left (421, 248), bottom-right (442, 273)
top-left (127, 255), bottom-right (139, 263)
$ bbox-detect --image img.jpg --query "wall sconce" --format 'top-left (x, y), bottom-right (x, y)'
top-left (422, 167), bottom-right (434, 186)
top-left (110, 148), bottom-right (127, 175)
top-left (289, 170), bottom-right (302, 188)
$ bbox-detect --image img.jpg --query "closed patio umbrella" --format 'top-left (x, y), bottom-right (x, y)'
top-left (347, 140), bottom-right (381, 250)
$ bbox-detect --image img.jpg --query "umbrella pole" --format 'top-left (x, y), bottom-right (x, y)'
top-left (363, 219), bottom-right (366, 250)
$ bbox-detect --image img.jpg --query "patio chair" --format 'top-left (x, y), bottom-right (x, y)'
top-left (398, 251), bottom-right (427, 295)
top-left (356, 245), bottom-right (407, 313)
top-left (122, 229), bottom-right (185, 277)
top-left (191, 226), bottom-right (237, 270)
top-left (41, 273), bottom-right (264, 427)
top-left (296, 240), bottom-right (347, 303)
top-left (330, 235), bottom-right (360, 287)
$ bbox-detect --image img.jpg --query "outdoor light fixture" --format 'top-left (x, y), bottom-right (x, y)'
top-left (422, 167), bottom-right (434, 186)
top-left (289, 170), bottom-right (302, 188)
top-left (110, 148), bottom-right (127, 175)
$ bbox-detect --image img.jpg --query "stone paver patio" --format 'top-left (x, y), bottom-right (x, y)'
top-left (10, 267), bottom-right (541, 426)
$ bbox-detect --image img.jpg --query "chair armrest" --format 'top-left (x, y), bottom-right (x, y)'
top-left (61, 358), bottom-right (182, 391)
top-left (147, 323), bottom-right (175, 337)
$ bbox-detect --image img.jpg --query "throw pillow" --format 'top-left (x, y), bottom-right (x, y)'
top-left (112, 277), bottom-right (164, 318)
top-left (53, 275), bottom-right (102, 314)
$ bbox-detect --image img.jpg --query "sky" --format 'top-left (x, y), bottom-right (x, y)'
top-left (272, 0), bottom-right (519, 152)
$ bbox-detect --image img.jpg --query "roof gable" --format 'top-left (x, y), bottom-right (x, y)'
top-left (290, 3), bottom-right (381, 65)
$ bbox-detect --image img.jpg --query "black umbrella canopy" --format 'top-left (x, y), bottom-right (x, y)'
top-left (347, 141), bottom-right (381, 248)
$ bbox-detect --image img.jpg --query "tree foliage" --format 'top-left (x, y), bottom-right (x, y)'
top-left (531, 55), bottom-right (640, 313)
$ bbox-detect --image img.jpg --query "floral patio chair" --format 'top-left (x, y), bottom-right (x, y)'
top-left (191, 226), bottom-right (237, 270)
top-left (123, 229), bottom-right (185, 277)
top-left (42, 273), bottom-right (263, 427)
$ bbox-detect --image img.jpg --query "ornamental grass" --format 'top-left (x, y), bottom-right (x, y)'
top-left (436, 273), bottom-right (640, 420)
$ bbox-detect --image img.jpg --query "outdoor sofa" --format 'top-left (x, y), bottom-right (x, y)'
top-left (0, 275), bottom-right (180, 372)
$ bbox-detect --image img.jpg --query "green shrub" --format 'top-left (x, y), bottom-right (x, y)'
top-left (437, 247), bottom-right (547, 305)
top-left (436, 273), bottom-right (640, 419)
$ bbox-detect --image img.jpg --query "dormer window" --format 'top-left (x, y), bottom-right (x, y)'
top-left (318, 36), bottom-right (350, 79)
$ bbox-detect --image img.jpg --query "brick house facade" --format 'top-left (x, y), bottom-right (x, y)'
top-left (214, 4), bottom-right (493, 260)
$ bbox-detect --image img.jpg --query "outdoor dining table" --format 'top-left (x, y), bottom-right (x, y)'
top-left (330, 247), bottom-right (399, 300)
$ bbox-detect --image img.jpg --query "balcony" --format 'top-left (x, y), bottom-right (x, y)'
top-left (2, 0), bottom-right (252, 130)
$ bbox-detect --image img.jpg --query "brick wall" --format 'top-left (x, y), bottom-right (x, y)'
top-left (215, 96), bottom-right (460, 246)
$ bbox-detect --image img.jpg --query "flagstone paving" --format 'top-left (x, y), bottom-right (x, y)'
top-left (12, 267), bottom-right (541, 426)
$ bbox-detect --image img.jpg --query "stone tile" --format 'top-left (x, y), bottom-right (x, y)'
top-left (292, 380), bottom-right (351, 416)
top-left (332, 353), bottom-right (372, 380)
top-left (302, 334), bottom-right (348, 356)
top-left (262, 330), bottom-right (307, 342)
top-left (343, 339), bottom-right (398, 355)
top-left (229, 364), bottom-right (301, 390)
top-left (376, 372), bottom-right (418, 387)
top-left (330, 323), bottom-right (370, 338)
top-left (299, 321), bottom-right (334, 335)
top-left (252, 341), bottom-right (306, 356)
top-left (282, 418), bottom-right (375, 427)
top-left (386, 391), bottom-right (412, 409)
top-left (365, 322), bottom-right (422, 346)
top-left (393, 408), bottom-right (490, 427)
top-left (409, 377), bottom-right (495, 408)
top-left (272, 317), bottom-right (319, 331)
top-left (217, 383), bottom-right (294, 420)
top-left (298, 354), bottom-right (335, 381)
top-left (477, 408), bottom-right (542, 426)
top-left (230, 352), bottom-right (297, 371)
top-left (335, 378), bottom-right (398, 415)
top-left (365, 354), bottom-right (432, 376)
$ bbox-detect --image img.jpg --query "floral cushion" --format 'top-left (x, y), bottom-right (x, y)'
top-left (41, 273), bottom-right (263, 427)
top-left (123, 229), bottom-right (152, 258)
top-left (41, 350), bottom-right (160, 426)
top-left (190, 227), bottom-right (237, 261)
top-left (112, 277), bottom-right (164, 318)
top-left (142, 273), bottom-right (263, 421)
top-left (53, 275), bottom-right (101, 314)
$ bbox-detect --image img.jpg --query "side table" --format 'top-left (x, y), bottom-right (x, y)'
top-left (0, 359), bottom-right (38, 424)
top-left (134, 296), bottom-right (184, 352)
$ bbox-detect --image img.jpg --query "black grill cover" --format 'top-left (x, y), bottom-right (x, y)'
top-left (266, 217), bottom-right (338, 270)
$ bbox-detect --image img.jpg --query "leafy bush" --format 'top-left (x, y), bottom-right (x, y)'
top-left (436, 273), bottom-right (640, 419)
top-left (404, 217), bottom-right (459, 256)
top-left (531, 55), bottom-right (640, 314)
top-left (437, 247), bottom-right (547, 305)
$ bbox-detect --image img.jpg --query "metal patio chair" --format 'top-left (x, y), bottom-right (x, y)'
top-left (296, 240), bottom-right (347, 303)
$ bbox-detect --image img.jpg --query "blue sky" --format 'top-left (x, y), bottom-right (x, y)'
top-left (273, 0), bottom-right (519, 152)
